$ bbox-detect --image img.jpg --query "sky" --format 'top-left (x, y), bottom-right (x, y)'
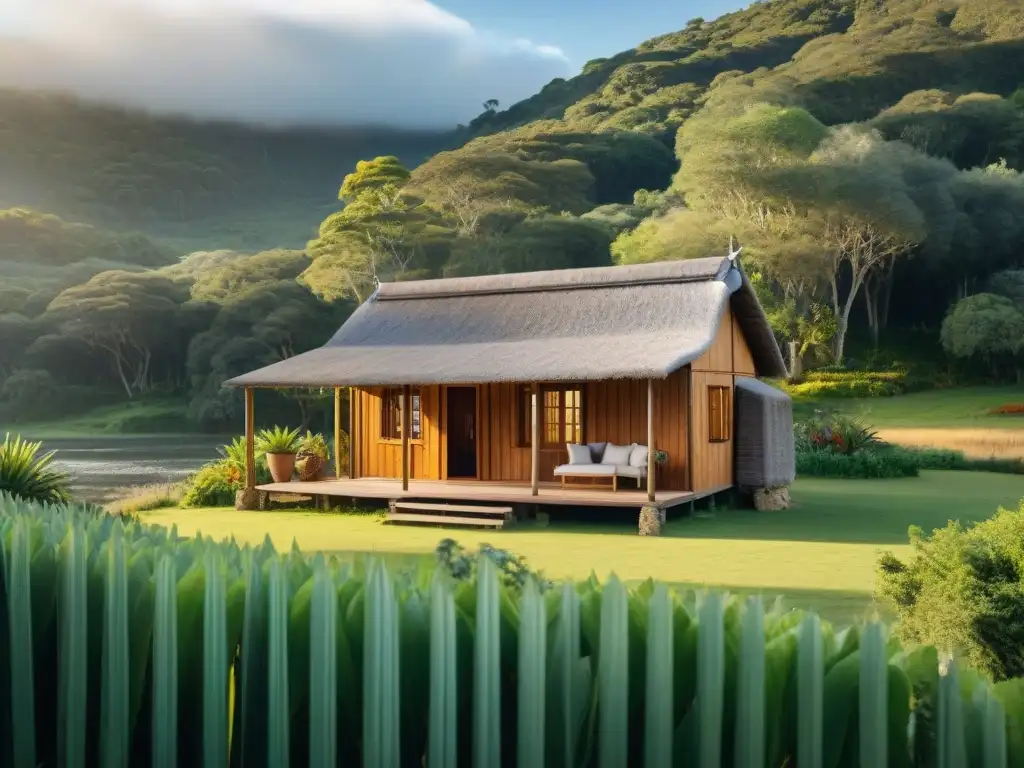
top-left (0, 0), bottom-right (743, 127)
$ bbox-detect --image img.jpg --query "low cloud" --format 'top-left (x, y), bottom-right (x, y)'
top-left (0, 0), bottom-right (571, 127)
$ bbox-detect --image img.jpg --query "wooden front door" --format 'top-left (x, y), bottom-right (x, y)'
top-left (446, 387), bottom-right (477, 478)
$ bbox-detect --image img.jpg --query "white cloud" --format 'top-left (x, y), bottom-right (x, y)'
top-left (0, 0), bottom-right (571, 127)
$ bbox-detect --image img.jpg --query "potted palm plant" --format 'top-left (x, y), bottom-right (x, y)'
top-left (295, 431), bottom-right (330, 481)
top-left (256, 426), bottom-right (301, 483)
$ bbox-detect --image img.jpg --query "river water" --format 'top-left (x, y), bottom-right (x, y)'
top-left (35, 435), bottom-right (229, 504)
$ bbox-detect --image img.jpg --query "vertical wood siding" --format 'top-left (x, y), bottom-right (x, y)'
top-left (585, 372), bottom-right (690, 491)
top-left (353, 386), bottom-right (441, 480)
top-left (732, 311), bottom-right (757, 375)
top-left (690, 371), bottom-right (736, 492)
top-left (688, 305), bottom-right (760, 492)
top-left (692, 305), bottom-right (735, 372)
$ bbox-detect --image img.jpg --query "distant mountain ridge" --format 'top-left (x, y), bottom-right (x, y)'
top-left (0, 89), bottom-right (453, 252)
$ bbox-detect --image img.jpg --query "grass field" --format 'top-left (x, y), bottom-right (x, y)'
top-left (793, 385), bottom-right (1024, 428)
top-left (793, 385), bottom-right (1024, 458)
top-left (146, 470), bottom-right (1024, 625)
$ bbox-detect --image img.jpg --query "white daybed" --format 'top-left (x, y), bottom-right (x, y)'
top-left (553, 442), bottom-right (649, 492)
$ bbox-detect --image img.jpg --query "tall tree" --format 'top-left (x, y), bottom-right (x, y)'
top-left (45, 271), bottom-right (190, 398)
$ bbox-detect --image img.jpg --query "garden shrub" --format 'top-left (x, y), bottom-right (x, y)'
top-left (897, 447), bottom-right (1024, 475)
top-left (180, 435), bottom-right (270, 507)
top-left (435, 538), bottom-right (551, 589)
top-left (878, 499), bottom-right (1024, 681)
top-left (796, 447), bottom-right (920, 478)
top-left (179, 461), bottom-right (242, 507)
top-left (783, 370), bottom-right (907, 399)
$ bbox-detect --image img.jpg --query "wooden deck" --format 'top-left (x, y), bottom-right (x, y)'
top-left (256, 477), bottom-right (710, 510)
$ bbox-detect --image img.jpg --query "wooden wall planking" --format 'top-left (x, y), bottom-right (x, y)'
top-left (732, 312), bottom-right (757, 375)
top-left (689, 371), bottom-right (735, 492)
top-left (477, 383), bottom-right (544, 482)
top-left (586, 372), bottom-right (690, 490)
top-left (353, 386), bottom-right (441, 480)
top-left (693, 305), bottom-right (738, 373)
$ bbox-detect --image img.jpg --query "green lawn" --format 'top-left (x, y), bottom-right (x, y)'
top-left (146, 470), bottom-right (1024, 625)
top-left (793, 385), bottom-right (1024, 428)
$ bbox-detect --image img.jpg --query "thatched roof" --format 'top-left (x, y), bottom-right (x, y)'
top-left (226, 256), bottom-right (787, 388)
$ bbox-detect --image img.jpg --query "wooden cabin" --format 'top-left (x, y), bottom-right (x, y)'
top-left (228, 255), bottom-right (795, 514)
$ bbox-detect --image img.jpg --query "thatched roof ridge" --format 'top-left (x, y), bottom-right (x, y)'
top-left (226, 256), bottom-right (787, 388)
top-left (375, 257), bottom-right (729, 300)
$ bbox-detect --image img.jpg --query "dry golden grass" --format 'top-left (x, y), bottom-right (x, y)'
top-left (106, 483), bottom-right (182, 515)
top-left (877, 428), bottom-right (1024, 459)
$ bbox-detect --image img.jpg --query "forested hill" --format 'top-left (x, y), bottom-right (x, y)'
top-left (3, 0), bottom-right (1024, 433)
top-left (467, 0), bottom-right (1023, 138)
top-left (0, 90), bottom-right (452, 251)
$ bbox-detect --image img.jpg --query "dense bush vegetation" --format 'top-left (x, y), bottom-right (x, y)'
top-left (878, 499), bottom-right (1024, 681)
top-left (2, 495), bottom-right (1022, 765)
top-left (179, 436), bottom-right (270, 507)
top-left (782, 370), bottom-right (910, 398)
top-left (796, 447), bottom-right (922, 479)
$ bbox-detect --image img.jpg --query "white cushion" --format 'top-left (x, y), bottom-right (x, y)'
top-left (601, 443), bottom-right (634, 466)
top-left (587, 442), bottom-right (607, 462)
top-left (554, 463), bottom-right (616, 476)
top-left (566, 444), bottom-right (592, 465)
top-left (629, 444), bottom-right (649, 468)
top-left (614, 465), bottom-right (646, 478)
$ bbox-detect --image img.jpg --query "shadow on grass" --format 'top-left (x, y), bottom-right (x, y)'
top-left (497, 471), bottom-right (1024, 546)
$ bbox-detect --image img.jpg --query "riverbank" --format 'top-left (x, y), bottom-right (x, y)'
top-left (1, 398), bottom-right (192, 438)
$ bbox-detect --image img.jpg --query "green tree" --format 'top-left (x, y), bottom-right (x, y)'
top-left (338, 156), bottom-right (412, 203)
top-left (988, 269), bottom-right (1024, 305)
top-left (940, 293), bottom-right (1024, 381)
top-left (45, 271), bottom-right (191, 398)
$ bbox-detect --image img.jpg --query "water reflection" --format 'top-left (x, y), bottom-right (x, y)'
top-left (31, 435), bottom-right (229, 503)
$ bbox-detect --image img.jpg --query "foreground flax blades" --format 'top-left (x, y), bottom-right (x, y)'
top-left (429, 573), bottom-right (458, 768)
top-left (474, 555), bottom-right (502, 767)
top-left (152, 554), bottom-right (178, 768)
top-left (0, 494), bottom-right (1019, 767)
top-left (518, 577), bottom-right (547, 768)
top-left (58, 522), bottom-right (87, 768)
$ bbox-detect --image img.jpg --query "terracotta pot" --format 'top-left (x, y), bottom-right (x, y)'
top-left (266, 452), bottom-right (296, 483)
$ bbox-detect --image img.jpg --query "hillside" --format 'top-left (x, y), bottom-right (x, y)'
top-left (0, 207), bottom-right (178, 314)
top-left (0, 90), bottom-right (452, 252)
top-left (3, 0), bottom-right (1024, 433)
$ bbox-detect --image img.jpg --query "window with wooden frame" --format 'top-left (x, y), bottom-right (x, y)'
top-left (708, 385), bottom-right (731, 442)
top-left (380, 387), bottom-right (421, 440)
top-left (518, 384), bottom-right (583, 447)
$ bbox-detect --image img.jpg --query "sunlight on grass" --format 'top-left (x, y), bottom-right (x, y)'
top-left (875, 427), bottom-right (1024, 458)
top-left (145, 471), bottom-right (1024, 624)
top-left (797, 385), bottom-right (1024, 429)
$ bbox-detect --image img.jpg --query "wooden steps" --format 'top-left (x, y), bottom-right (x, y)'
top-left (387, 501), bottom-right (513, 528)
